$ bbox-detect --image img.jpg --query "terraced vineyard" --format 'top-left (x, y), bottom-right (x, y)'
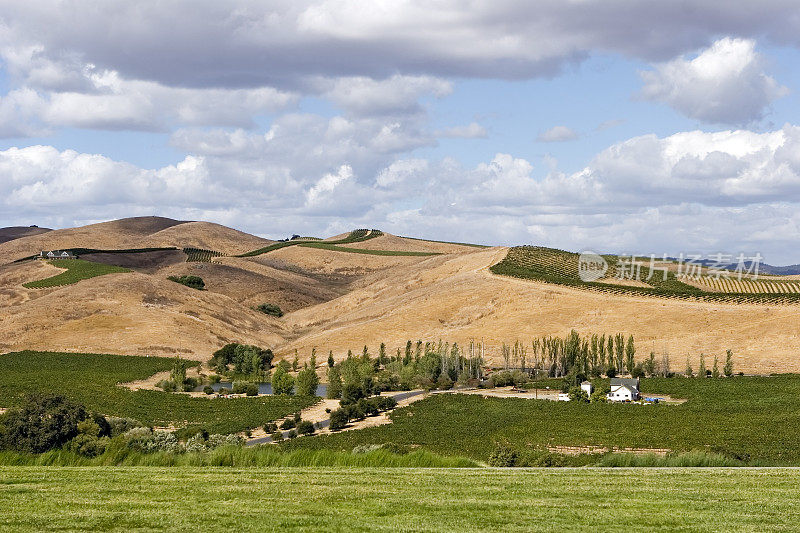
top-left (694, 276), bottom-right (800, 294)
top-left (23, 259), bottom-right (131, 288)
top-left (183, 247), bottom-right (224, 262)
top-left (239, 229), bottom-right (384, 257)
top-left (491, 246), bottom-right (800, 304)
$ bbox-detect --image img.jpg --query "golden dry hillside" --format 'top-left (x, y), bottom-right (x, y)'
top-left (1, 218), bottom-right (799, 372)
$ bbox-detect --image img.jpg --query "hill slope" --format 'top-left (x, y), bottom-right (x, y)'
top-left (0, 226), bottom-right (52, 244)
top-left (1, 219), bottom-right (799, 372)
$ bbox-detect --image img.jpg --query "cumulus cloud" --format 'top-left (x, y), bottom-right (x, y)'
top-left (3, 1), bottom-right (800, 89)
top-left (537, 126), bottom-right (579, 142)
top-left (640, 38), bottom-right (789, 124)
top-left (436, 122), bottom-right (487, 139)
top-left (6, 125), bottom-right (800, 262)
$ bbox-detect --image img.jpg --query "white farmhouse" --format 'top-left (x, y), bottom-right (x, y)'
top-left (607, 378), bottom-right (640, 402)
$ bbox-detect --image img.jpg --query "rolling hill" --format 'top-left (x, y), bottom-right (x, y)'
top-left (1, 218), bottom-right (799, 373)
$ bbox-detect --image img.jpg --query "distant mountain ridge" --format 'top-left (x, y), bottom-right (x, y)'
top-left (0, 225), bottom-right (52, 244)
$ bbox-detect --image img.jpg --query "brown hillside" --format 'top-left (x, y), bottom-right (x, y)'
top-left (0, 268), bottom-right (283, 359)
top-left (2, 217), bottom-right (799, 373)
top-left (142, 221), bottom-right (273, 255)
top-left (0, 226), bottom-right (52, 244)
top-left (343, 233), bottom-right (483, 254)
top-left (276, 247), bottom-right (800, 374)
top-left (0, 216), bottom-right (188, 263)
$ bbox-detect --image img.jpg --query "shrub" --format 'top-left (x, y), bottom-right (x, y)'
top-left (203, 385), bottom-right (214, 395)
top-left (271, 431), bottom-right (284, 442)
top-left (167, 275), bottom-right (205, 290)
top-left (263, 423), bottom-right (278, 433)
top-left (287, 429), bottom-right (297, 439)
top-left (280, 418), bottom-right (296, 430)
top-left (209, 374), bottom-right (222, 384)
top-left (156, 379), bottom-right (177, 392)
top-left (106, 416), bottom-right (143, 437)
top-left (297, 421), bottom-right (315, 435)
top-left (487, 445), bottom-right (518, 467)
top-left (0, 394), bottom-right (89, 453)
top-left (256, 303), bottom-right (284, 317)
top-left (341, 382), bottom-right (366, 405)
top-left (183, 377), bottom-right (199, 392)
top-left (436, 376), bottom-right (454, 390)
top-left (568, 386), bottom-right (589, 403)
top-left (293, 412), bottom-right (302, 422)
top-left (329, 409), bottom-right (349, 431)
top-left (376, 396), bottom-right (398, 411)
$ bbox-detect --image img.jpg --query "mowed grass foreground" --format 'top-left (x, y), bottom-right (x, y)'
top-left (23, 259), bottom-right (130, 288)
top-left (2, 467), bottom-right (800, 532)
top-left (0, 351), bottom-right (315, 434)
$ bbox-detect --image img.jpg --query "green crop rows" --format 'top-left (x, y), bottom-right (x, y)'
top-left (23, 259), bottom-right (131, 288)
top-left (0, 351), bottom-right (316, 434)
top-left (183, 247), bottom-right (224, 262)
top-left (239, 229), bottom-right (383, 257)
top-left (284, 375), bottom-right (800, 463)
top-left (490, 246), bottom-right (800, 304)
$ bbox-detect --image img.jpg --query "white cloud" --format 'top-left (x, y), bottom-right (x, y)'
top-left (322, 75), bottom-right (451, 116)
top-left (436, 122), bottom-right (487, 138)
top-left (306, 165), bottom-right (354, 205)
top-left (640, 38), bottom-right (789, 125)
top-left (4, 1), bottom-right (800, 90)
top-left (5, 125), bottom-right (800, 262)
top-left (537, 126), bottom-right (579, 142)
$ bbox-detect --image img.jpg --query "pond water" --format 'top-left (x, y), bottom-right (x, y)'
top-left (196, 382), bottom-right (327, 396)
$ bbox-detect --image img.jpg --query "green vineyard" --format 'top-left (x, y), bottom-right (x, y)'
top-left (239, 229), bottom-right (384, 257)
top-left (183, 247), bottom-right (224, 262)
top-left (490, 246), bottom-right (800, 304)
top-left (23, 259), bottom-right (131, 288)
top-left (694, 276), bottom-right (800, 294)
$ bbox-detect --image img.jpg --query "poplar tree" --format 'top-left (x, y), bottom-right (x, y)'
top-left (723, 350), bottom-right (734, 377)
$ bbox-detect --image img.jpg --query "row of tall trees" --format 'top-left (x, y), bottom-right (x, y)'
top-left (685, 350), bottom-right (735, 378)
top-left (500, 331), bottom-right (639, 378)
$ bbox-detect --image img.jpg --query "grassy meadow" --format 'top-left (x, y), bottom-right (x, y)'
top-left (0, 351), bottom-right (315, 434)
top-left (2, 467), bottom-right (800, 531)
top-left (283, 376), bottom-right (800, 464)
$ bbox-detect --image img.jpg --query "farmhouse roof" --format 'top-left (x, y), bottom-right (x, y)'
top-left (610, 377), bottom-right (639, 391)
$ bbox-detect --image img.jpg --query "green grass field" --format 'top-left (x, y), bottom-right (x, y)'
top-left (0, 351), bottom-right (315, 434)
top-left (23, 259), bottom-right (131, 288)
top-left (1, 467), bottom-right (799, 531)
top-left (283, 376), bottom-right (800, 464)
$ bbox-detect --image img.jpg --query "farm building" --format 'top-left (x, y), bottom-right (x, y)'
top-left (580, 381), bottom-right (593, 396)
top-left (38, 250), bottom-right (76, 260)
top-left (607, 378), bottom-right (640, 402)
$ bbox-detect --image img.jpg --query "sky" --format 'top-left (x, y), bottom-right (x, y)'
top-left (2, 1), bottom-right (800, 263)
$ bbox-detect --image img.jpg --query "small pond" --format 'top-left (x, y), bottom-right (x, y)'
top-left (195, 382), bottom-right (327, 396)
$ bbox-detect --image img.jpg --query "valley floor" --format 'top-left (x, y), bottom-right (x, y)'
top-left (1, 467), bottom-right (799, 532)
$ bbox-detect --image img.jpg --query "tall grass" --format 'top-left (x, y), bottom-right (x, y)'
top-left (0, 446), bottom-right (478, 468)
top-left (597, 450), bottom-right (745, 467)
